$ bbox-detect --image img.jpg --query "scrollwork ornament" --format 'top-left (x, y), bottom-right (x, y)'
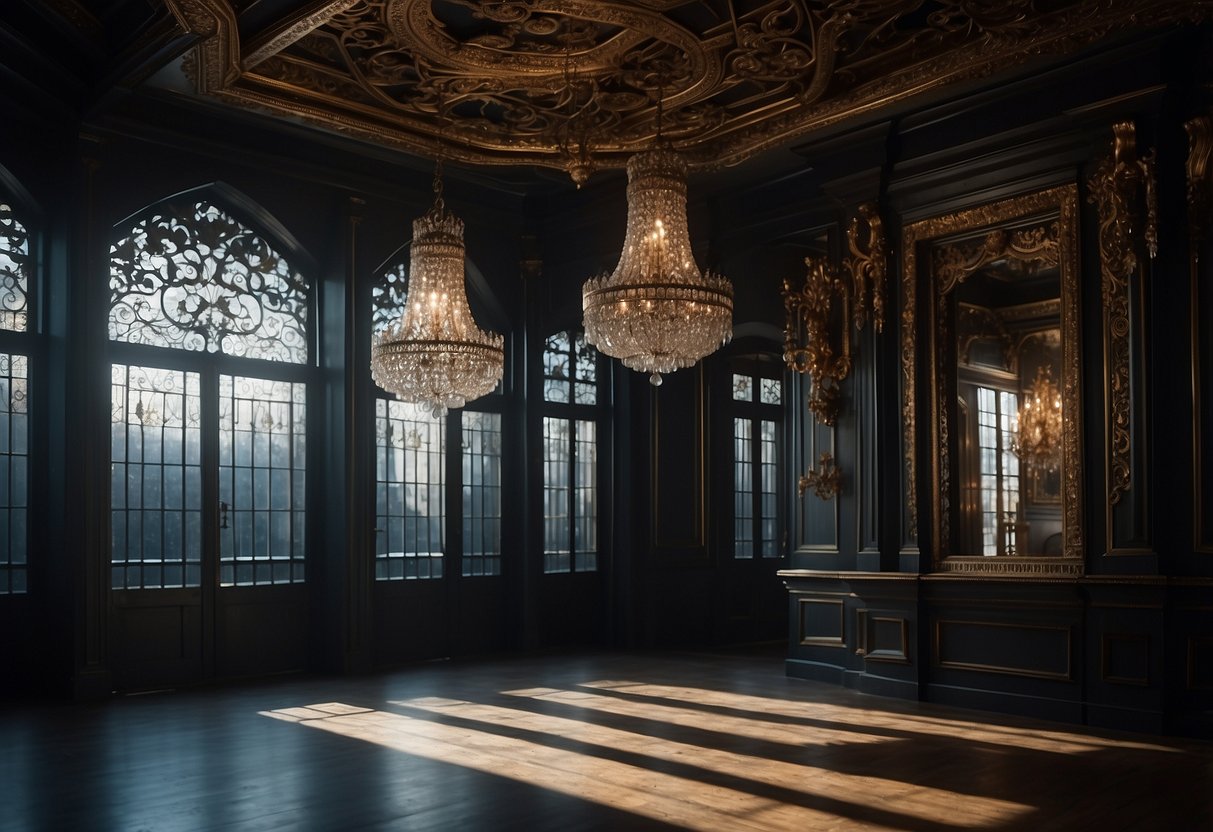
top-left (109, 200), bottom-right (310, 364)
top-left (0, 202), bottom-right (31, 332)
top-left (845, 202), bottom-right (886, 334)
top-left (172, 0), bottom-right (1213, 179)
top-left (1187, 115), bottom-right (1213, 244)
top-left (783, 256), bottom-right (849, 426)
top-left (1087, 121), bottom-right (1156, 506)
top-left (798, 452), bottom-right (841, 501)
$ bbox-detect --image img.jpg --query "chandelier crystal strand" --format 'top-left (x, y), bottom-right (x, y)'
top-left (371, 163), bottom-right (504, 417)
top-left (1011, 364), bottom-right (1063, 472)
top-left (582, 146), bottom-right (733, 386)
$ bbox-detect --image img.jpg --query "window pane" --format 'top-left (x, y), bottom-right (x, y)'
top-left (0, 354), bottom-right (27, 593)
top-left (542, 416), bottom-right (570, 573)
top-left (543, 331), bottom-right (571, 403)
top-left (110, 364), bottom-right (202, 589)
top-left (760, 419), bottom-right (779, 557)
top-left (976, 386), bottom-right (1020, 556)
top-left (734, 417), bottom-right (754, 558)
top-left (574, 419), bottom-right (597, 571)
top-left (109, 201), bottom-right (309, 363)
top-left (219, 375), bottom-right (306, 585)
top-left (0, 203), bottom-right (30, 333)
top-left (462, 410), bottom-right (501, 577)
top-left (375, 399), bottom-right (444, 581)
top-left (760, 378), bottom-right (782, 405)
top-left (371, 262), bottom-right (407, 337)
top-left (732, 374), bottom-right (752, 402)
top-left (573, 332), bottom-right (598, 405)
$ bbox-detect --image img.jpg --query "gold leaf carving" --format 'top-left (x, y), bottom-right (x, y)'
top-left (1087, 121), bottom-right (1156, 507)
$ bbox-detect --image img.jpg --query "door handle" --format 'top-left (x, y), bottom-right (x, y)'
top-left (219, 500), bottom-right (230, 529)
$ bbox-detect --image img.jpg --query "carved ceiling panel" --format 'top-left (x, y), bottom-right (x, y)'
top-left (166, 0), bottom-right (1211, 182)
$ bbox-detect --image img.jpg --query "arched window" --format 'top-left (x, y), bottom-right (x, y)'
top-left (109, 201), bottom-right (308, 363)
top-left (372, 261), bottom-right (504, 580)
top-left (0, 199), bottom-right (31, 594)
top-left (108, 196), bottom-right (311, 590)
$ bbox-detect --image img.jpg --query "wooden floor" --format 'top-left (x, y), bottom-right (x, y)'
top-left (2, 650), bottom-right (1210, 831)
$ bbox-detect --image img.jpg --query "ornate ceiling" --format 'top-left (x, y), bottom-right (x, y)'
top-left (164, 0), bottom-right (1210, 183)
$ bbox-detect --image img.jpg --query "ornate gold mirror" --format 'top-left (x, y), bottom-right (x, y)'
top-left (905, 185), bottom-right (1083, 575)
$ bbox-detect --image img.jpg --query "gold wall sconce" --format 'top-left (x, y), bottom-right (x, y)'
top-left (798, 452), bottom-right (842, 501)
top-left (782, 204), bottom-right (887, 427)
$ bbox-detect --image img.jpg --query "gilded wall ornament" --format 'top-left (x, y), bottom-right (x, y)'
top-left (798, 451), bottom-right (841, 502)
top-left (1087, 121), bottom-right (1157, 508)
top-left (783, 203), bottom-right (885, 426)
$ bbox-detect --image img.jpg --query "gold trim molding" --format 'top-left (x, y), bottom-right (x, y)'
top-left (164, 1), bottom-right (1213, 180)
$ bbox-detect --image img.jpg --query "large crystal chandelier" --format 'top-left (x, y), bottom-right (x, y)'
top-left (1011, 365), bottom-right (1063, 472)
top-left (371, 165), bottom-right (504, 416)
top-left (582, 145), bottom-right (733, 385)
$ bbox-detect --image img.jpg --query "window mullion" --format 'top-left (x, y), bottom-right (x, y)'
top-left (567, 415), bottom-right (577, 571)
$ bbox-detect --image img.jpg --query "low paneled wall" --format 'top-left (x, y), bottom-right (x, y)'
top-left (781, 570), bottom-right (1212, 736)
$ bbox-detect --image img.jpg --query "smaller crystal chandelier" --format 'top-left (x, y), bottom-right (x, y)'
top-left (371, 162), bottom-right (504, 417)
top-left (582, 144), bottom-right (733, 385)
top-left (1011, 365), bottom-right (1063, 472)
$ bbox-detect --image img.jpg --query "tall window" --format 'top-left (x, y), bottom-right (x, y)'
top-left (109, 198), bottom-right (310, 589)
top-left (374, 400), bottom-right (445, 579)
top-left (462, 409), bottom-right (502, 576)
top-left (542, 330), bottom-right (599, 573)
top-left (732, 363), bottom-right (783, 558)
top-left (0, 200), bottom-right (30, 594)
top-left (371, 261), bottom-right (504, 580)
top-left (976, 386), bottom-right (1020, 556)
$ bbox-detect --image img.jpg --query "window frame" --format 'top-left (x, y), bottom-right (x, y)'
top-left (0, 192), bottom-right (39, 596)
top-left (106, 194), bottom-right (317, 592)
top-left (730, 355), bottom-right (785, 560)
top-left (539, 329), bottom-right (606, 575)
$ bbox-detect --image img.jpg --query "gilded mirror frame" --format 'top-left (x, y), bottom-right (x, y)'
top-left (903, 184), bottom-right (1083, 575)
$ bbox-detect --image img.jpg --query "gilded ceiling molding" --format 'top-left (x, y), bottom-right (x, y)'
top-left (1087, 121), bottom-right (1157, 508)
top-left (1187, 114), bottom-right (1213, 553)
top-left (243, 0), bottom-right (361, 70)
top-left (167, 0), bottom-right (1213, 180)
top-left (165, 0), bottom-right (241, 92)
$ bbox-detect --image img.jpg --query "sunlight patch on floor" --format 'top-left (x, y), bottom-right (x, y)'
top-left (575, 681), bottom-right (1181, 755)
top-left (262, 700), bottom-right (1034, 831)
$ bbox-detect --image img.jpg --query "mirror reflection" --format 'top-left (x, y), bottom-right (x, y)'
top-left (950, 240), bottom-right (1062, 557)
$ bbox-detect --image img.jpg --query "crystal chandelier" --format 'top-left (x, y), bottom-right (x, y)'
top-left (1011, 365), bottom-right (1063, 472)
top-left (582, 145), bottom-right (733, 385)
top-left (371, 164), bottom-right (504, 417)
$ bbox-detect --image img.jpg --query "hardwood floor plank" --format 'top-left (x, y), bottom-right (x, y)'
top-left (1, 651), bottom-right (1209, 831)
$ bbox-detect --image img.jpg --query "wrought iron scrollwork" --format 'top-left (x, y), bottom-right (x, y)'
top-left (0, 202), bottom-right (31, 333)
top-left (109, 200), bottom-right (310, 364)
